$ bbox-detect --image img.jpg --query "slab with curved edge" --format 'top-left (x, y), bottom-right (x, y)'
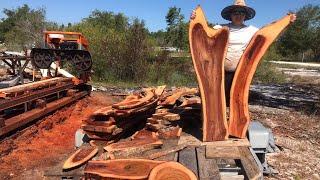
top-left (63, 146), bottom-right (98, 170)
top-left (148, 161), bottom-right (197, 180)
top-left (229, 14), bottom-right (295, 138)
top-left (189, 6), bottom-right (229, 141)
top-left (84, 159), bottom-right (164, 179)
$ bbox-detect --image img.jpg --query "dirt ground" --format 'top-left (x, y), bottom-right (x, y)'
top-left (0, 91), bottom-right (118, 179)
top-left (0, 84), bottom-right (319, 179)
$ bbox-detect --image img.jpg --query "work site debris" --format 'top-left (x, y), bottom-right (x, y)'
top-left (61, 86), bottom-right (202, 179)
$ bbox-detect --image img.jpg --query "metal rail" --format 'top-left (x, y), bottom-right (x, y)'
top-left (0, 90), bottom-right (88, 137)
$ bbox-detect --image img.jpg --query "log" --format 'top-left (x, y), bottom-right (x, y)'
top-left (148, 162), bottom-right (197, 180)
top-left (63, 146), bottom-right (98, 170)
top-left (0, 77), bottom-right (72, 98)
top-left (189, 6), bottom-right (229, 141)
top-left (85, 159), bottom-right (164, 179)
top-left (229, 14), bottom-right (295, 138)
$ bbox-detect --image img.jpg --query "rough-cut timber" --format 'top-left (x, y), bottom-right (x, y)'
top-left (63, 146), bottom-right (98, 170)
top-left (148, 162), bottom-right (197, 180)
top-left (189, 6), bottom-right (229, 141)
top-left (112, 88), bottom-right (155, 109)
top-left (229, 14), bottom-right (295, 138)
top-left (84, 159), bottom-right (164, 179)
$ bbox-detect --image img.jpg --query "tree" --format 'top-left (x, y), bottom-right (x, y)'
top-left (165, 7), bottom-right (188, 50)
top-left (277, 4), bottom-right (320, 62)
top-left (0, 4), bottom-right (45, 50)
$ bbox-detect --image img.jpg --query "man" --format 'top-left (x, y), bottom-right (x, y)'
top-left (191, 0), bottom-right (296, 104)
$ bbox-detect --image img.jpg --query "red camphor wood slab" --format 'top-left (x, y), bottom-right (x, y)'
top-left (229, 14), bottom-right (295, 138)
top-left (189, 6), bottom-right (229, 141)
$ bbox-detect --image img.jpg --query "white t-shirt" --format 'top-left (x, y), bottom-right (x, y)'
top-left (214, 24), bottom-right (259, 72)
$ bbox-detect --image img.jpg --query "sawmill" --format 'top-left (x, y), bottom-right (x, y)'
top-left (0, 31), bottom-right (92, 137)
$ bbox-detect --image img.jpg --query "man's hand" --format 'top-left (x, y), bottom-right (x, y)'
top-left (190, 10), bottom-right (196, 20)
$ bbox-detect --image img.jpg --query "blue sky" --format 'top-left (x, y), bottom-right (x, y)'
top-left (0, 0), bottom-right (319, 32)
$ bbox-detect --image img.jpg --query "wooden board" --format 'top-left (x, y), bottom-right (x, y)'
top-left (178, 146), bottom-right (199, 178)
top-left (85, 159), bottom-right (164, 179)
top-left (63, 146), bottom-right (98, 170)
top-left (205, 146), bottom-right (240, 159)
top-left (229, 14), bottom-right (295, 138)
top-left (203, 138), bottom-right (250, 147)
top-left (189, 6), bottom-right (229, 141)
top-left (148, 161), bottom-right (197, 180)
top-left (238, 147), bottom-right (263, 180)
top-left (196, 146), bottom-right (221, 180)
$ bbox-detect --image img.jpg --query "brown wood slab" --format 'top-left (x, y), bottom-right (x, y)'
top-left (63, 146), bottom-right (98, 170)
top-left (238, 147), bottom-right (263, 180)
top-left (196, 146), bottom-right (221, 180)
top-left (189, 6), bottom-right (229, 141)
top-left (148, 161), bottom-right (197, 180)
top-left (229, 14), bottom-right (295, 138)
top-left (85, 159), bottom-right (164, 179)
top-left (178, 146), bottom-right (199, 178)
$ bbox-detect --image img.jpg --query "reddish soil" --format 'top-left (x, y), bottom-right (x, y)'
top-left (0, 91), bottom-right (117, 179)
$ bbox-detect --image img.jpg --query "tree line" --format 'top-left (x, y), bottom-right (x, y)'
top-left (0, 4), bottom-right (319, 84)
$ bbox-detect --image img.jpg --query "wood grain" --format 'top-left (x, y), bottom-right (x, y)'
top-left (229, 14), bottom-right (295, 138)
top-left (189, 6), bottom-right (229, 141)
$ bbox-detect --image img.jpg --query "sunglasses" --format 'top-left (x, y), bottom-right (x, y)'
top-left (232, 11), bottom-right (246, 16)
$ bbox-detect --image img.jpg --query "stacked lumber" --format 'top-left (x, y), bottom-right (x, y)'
top-left (82, 88), bottom-right (159, 141)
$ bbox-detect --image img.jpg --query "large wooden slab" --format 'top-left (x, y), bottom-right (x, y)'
top-left (229, 14), bottom-right (295, 138)
top-left (189, 6), bottom-right (229, 141)
top-left (238, 147), bottom-right (263, 180)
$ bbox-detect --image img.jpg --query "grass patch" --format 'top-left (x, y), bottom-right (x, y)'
top-left (253, 61), bottom-right (286, 84)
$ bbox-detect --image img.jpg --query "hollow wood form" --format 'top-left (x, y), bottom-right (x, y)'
top-left (229, 14), bottom-right (294, 138)
top-left (63, 146), bottom-right (98, 170)
top-left (148, 162), bottom-right (197, 180)
top-left (85, 159), bottom-right (164, 179)
top-left (189, 6), bottom-right (229, 141)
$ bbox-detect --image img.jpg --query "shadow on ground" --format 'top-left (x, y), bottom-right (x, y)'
top-left (249, 84), bottom-right (320, 115)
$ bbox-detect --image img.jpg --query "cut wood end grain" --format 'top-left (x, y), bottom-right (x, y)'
top-left (148, 161), bottom-right (197, 180)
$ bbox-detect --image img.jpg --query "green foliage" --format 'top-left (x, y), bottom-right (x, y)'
top-left (254, 60), bottom-right (286, 84)
top-left (277, 4), bottom-right (320, 62)
top-left (165, 7), bottom-right (189, 50)
top-left (0, 4), bottom-right (45, 50)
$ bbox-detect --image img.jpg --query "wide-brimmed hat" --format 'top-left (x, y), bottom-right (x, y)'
top-left (221, 0), bottom-right (256, 21)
